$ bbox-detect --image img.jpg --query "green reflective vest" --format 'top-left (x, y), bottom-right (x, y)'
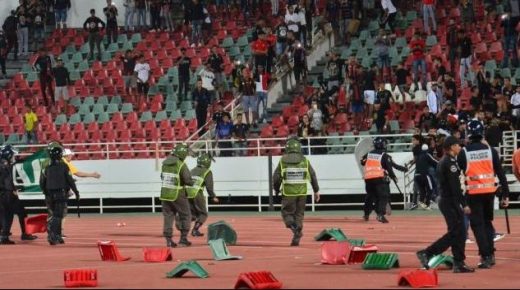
top-left (187, 166), bottom-right (211, 199)
top-left (160, 159), bottom-right (185, 202)
top-left (280, 158), bottom-right (310, 196)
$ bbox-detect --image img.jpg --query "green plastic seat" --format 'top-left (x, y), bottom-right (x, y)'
top-left (406, 11), bottom-right (417, 22)
top-left (221, 36), bottom-right (234, 49)
top-left (166, 260), bottom-right (209, 279)
top-left (362, 253), bottom-right (400, 270)
top-left (208, 239), bottom-right (242, 261)
top-left (148, 85), bottom-right (159, 96)
top-left (71, 52), bottom-right (84, 63)
top-left (26, 72), bottom-right (38, 83)
top-left (69, 71), bottom-right (81, 81)
top-left (395, 37), bottom-right (407, 49)
top-left (54, 114), bottom-right (67, 125)
top-left (130, 33), bottom-right (142, 44)
top-left (139, 111), bottom-right (153, 122)
top-left (92, 103), bottom-right (105, 115)
top-left (77, 61), bottom-right (89, 73)
top-left (122, 41), bottom-right (133, 51)
top-left (180, 101), bottom-right (192, 112)
top-left (348, 239), bottom-right (366, 246)
top-left (83, 113), bottom-right (96, 124)
top-left (83, 96), bottom-right (95, 106)
top-left (314, 228), bottom-right (348, 241)
top-left (65, 45), bottom-right (76, 54)
top-left (117, 34), bottom-right (128, 44)
top-left (207, 220), bottom-right (237, 245)
top-left (427, 255), bottom-right (454, 269)
top-left (184, 109), bottom-right (196, 120)
top-left (78, 104), bottom-right (91, 116)
top-left (21, 64), bottom-right (33, 74)
top-left (0, 134), bottom-right (5, 144)
top-left (110, 95), bottom-right (122, 105)
top-left (340, 48), bottom-right (353, 60)
top-left (165, 101), bottom-right (177, 113)
top-left (97, 95), bottom-right (109, 106)
top-left (425, 35), bottom-right (438, 47)
top-left (101, 51), bottom-right (112, 62)
top-left (106, 103), bottom-right (119, 114)
top-left (97, 112), bottom-right (110, 124)
top-left (121, 103), bottom-right (134, 114)
top-left (228, 46), bottom-right (241, 58)
top-left (169, 110), bottom-right (182, 121)
top-left (68, 113), bottom-right (81, 125)
top-left (236, 35), bottom-right (249, 47)
top-left (501, 68), bottom-right (512, 78)
top-left (6, 134), bottom-right (20, 144)
top-left (154, 110), bottom-right (168, 122)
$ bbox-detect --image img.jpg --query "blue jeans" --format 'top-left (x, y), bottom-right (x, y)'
top-left (412, 58), bottom-right (427, 85)
top-left (137, 8), bottom-right (147, 29)
top-left (240, 0), bottom-right (250, 14)
top-left (276, 42), bottom-right (286, 56)
top-left (191, 20), bottom-right (203, 44)
top-left (257, 91), bottom-right (268, 119)
top-left (502, 35), bottom-right (518, 68)
top-left (422, 4), bottom-right (437, 34)
top-left (125, 7), bottom-right (135, 30)
top-left (33, 27), bottom-right (45, 45)
top-left (377, 54), bottom-right (390, 69)
top-left (26, 131), bottom-right (37, 144)
top-left (55, 9), bottom-right (67, 23)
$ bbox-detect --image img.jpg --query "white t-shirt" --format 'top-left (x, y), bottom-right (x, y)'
top-left (511, 92), bottom-right (520, 106)
top-left (255, 75), bottom-right (267, 93)
top-left (298, 9), bottom-right (306, 26)
top-left (427, 89), bottom-right (438, 114)
top-left (285, 12), bottom-right (300, 32)
top-left (381, 0), bottom-right (397, 14)
top-left (134, 62), bottom-right (150, 83)
top-left (199, 69), bottom-right (215, 91)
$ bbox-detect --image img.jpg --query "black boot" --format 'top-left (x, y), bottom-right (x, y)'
top-left (416, 250), bottom-right (431, 269)
top-left (363, 215), bottom-right (369, 221)
top-left (191, 222), bottom-right (204, 237)
top-left (289, 224), bottom-right (303, 246)
top-left (0, 236), bottom-right (15, 245)
top-left (166, 237), bottom-right (177, 248)
top-left (178, 231), bottom-right (192, 247)
top-left (21, 234), bottom-right (38, 241)
top-left (453, 262), bottom-right (475, 273)
top-left (377, 215), bottom-right (389, 223)
top-left (478, 256), bottom-right (494, 269)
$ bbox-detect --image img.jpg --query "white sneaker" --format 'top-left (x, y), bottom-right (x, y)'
top-left (465, 239), bottom-right (474, 244)
top-left (493, 233), bottom-right (505, 242)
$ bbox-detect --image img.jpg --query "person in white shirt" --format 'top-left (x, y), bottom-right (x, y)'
top-left (285, 5), bottom-right (300, 39)
top-left (380, 0), bottom-right (398, 33)
top-left (510, 86), bottom-right (520, 126)
top-left (134, 54), bottom-right (150, 104)
top-left (297, 4), bottom-right (307, 46)
top-left (199, 64), bottom-right (217, 101)
top-left (123, 0), bottom-right (135, 31)
top-left (427, 83), bottom-right (439, 114)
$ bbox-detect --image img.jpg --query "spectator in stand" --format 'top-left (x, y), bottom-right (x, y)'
top-left (33, 47), bottom-right (54, 106)
top-left (275, 16), bottom-right (288, 57)
top-left (346, 57), bottom-right (364, 131)
top-left (233, 113), bottom-right (249, 156)
top-left (272, 0), bottom-right (280, 16)
top-left (501, 12), bottom-right (519, 68)
top-left (208, 46), bottom-right (224, 99)
top-left (0, 31), bottom-right (6, 79)
top-left (231, 60), bottom-right (245, 95)
top-left (121, 50), bottom-right (137, 95)
top-left (32, 5), bottom-right (45, 51)
top-left (362, 64), bottom-right (377, 120)
top-left (469, 85), bottom-right (482, 111)
top-left (161, 0), bottom-right (174, 31)
top-left (123, 0), bottom-right (135, 31)
top-left (240, 0), bottom-right (251, 16)
top-left (199, 63), bottom-right (216, 102)
top-left (16, 6), bottom-right (29, 57)
top-left (325, 51), bottom-right (342, 91)
top-left (83, 9), bottom-right (105, 61)
top-left (458, 29), bottom-right (473, 88)
top-left (240, 70), bottom-right (258, 126)
top-left (251, 30), bottom-right (269, 71)
top-left (422, 0), bottom-right (437, 35)
top-left (375, 83), bottom-right (393, 133)
top-left (339, 0), bottom-right (354, 45)
top-left (216, 113), bottom-right (234, 157)
top-left (201, 5), bottom-right (212, 43)
top-left (419, 105), bottom-right (437, 132)
top-left (395, 63), bottom-right (409, 101)
top-left (410, 32), bottom-right (427, 90)
top-left (293, 41), bottom-right (307, 84)
top-left (149, 0), bottom-right (162, 31)
top-left (296, 4), bottom-right (307, 47)
top-left (216, 0), bottom-right (230, 14)
top-left (375, 30), bottom-right (391, 82)
top-left (135, 0), bottom-right (147, 31)
top-left (2, 11), bottom-right (18, 61)
top-left (325, 0), bottom-right (340, 38)
top-left (254, 65), bottom-right (270, 123)
top-left (446, 20), bottom-right (458, 73)
top-left (298, 114), bottom-right (314, 154)
top-left (427, 83), bottom-right (439, 114)
top-left (308, 99), bottom-right (324, 133)
top-left (188, 0), bottom-right (205, 45)
top-left (104, 0), bottom-right (119, 45)
top-left (177, 48), bottom-right (191, 100)
top-left (510, 86), bottom-right (520, 129)
top-left (443, 73), bottom-right (457, 104)
top-left (54, 0), bottom-right (71, 30)
top-left (24, 104), bottom-right (38, 144)
top-left (52, 58), bottom-right (70, 103)
top-left (192, 79), bottom-right (211, 136)
top-left (380, 0), bottom-right (397, 33)
top-left (460, 0), bottom-right (474, 30)
top-left (286, 5), bottom-right (301, 41)
top-left (134, 54), bottom-right (150, 105)
top-left (265, 27), bottom-right (277, 74)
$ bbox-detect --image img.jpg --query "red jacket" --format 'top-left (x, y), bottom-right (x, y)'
top-left (251, 39), bottom-right (269, 55)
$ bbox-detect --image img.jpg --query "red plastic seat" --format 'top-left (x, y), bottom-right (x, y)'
top-left (276, 125), bottom-right (289, 137)
top-left (175, 127), bottom-right (190, 140)
top-left (271, 116), bottom-right (284, 128)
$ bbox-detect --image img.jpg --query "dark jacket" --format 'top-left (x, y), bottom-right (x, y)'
top-left (0, 161), bottom-right (15, 193)
top-left (361, 149), bottom-right (408, 183)
top-left (40, 160), bottom-right (79, 195)
top-left (437, 154), bottom-right (466, 206)
top-left (415, 151), bottom-right (438, 175)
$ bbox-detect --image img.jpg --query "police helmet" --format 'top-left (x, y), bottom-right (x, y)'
top-left (285, 137), bottom-right (302, 154)
top-left (373, 137), bottom-right (387, 150)
top-left (197, 153), bottom-right (212, 169)
top-left (49, 146), bottom-right (64, 160)
top-left (0, 145), bottom-right (18, 161)
top-left (467, 120), bottom-right (484, 140)
top-left (172, 143), bottom-right (189, 160)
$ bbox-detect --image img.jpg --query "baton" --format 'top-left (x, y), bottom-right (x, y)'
top-left (505, 207), bottom-right (510, 234)
top-left (77, 197), bottom-right (80, 218)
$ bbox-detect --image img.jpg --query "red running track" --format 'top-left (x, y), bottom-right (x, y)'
top-left (0, 212), bottom-right (518, 289)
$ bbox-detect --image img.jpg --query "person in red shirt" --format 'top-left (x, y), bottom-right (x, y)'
top-left (409, 32), bottom-right (427, 90)
top-left (251, 31), bottom-right (269, 71)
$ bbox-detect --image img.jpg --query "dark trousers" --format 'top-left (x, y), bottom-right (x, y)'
top-left (196, 106), bottom-right (208, 136)
top-left (219, 140), bottom-right (233, 157)
top-left (106, 25), bottom-right (118, 44)
top-left (467, 193), bottom-right (495, 257)
top-left (46, 190), bottom-right (67, 242)
top-left (6, 33), bottom-right (18, 60)
top-left (381, 12), bottom-right (397, 33)
top-left (364, 180), bottom-right (389, 216)
top-left (88, 32), bottom-right (102, 59)
top-left (150, 8), bottom-right (161, 30)
top-left (162, 191), bottom-right (192, 238)
top-left (0, 193), bottom-right (15, 238)
top-left (415, 174), bottom-right (433, 205)
top-left (178, 75), bottom-right (190, 100)
top-left (281, 195), bottom-right (306, 230)
top-left (294, 63), bottom-right (305, 83)
top-left (255, 55), bottom-right (267, 71)
top-left (40, 73), bottom-right (54, 106)
top-left (0, 54), bottom-right (6, 75)
top-left (10, 194), bottom-right (28, 235)
top-left (189, 193), bottom-right (208, 224)
top-left (424, 198), bottom-right (466, 262)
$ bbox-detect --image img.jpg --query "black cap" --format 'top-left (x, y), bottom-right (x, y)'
top-left (443, 136), bottom-right (462, 149)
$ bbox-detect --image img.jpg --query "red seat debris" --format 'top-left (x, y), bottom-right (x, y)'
top-left (25, 214), bottom-right (48, 234)
top-left (234, 271), bottom-right (283, 289)
top-left (64, 269), bottom-right (98, 288)
top-left (345, 245), bottom-right (378, 264)
top-left (97, 241), bottom-right (131, 262)
top-left (143, 248), bottom-right (172, 262)
top-left (398, 269), bottom-right (438, 288)
top-left (321, 241), bottom-right (349, 265)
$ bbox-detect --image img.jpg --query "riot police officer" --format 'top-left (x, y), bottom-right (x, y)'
top-left (39, 146), bottom-right (79, 246)
top-left (457, 120), bottom-right (509, 268)
top-left (273, 137), bottom-right (320, 247)
top-left (416, 136), bottom-right (475, 273)
top-left (160, 143), bottom-right (194, 248)
top-left (361, 137), bottom-right (408, 223)
top-left (186, 153), bottom-right (219, 237)
top-left (0, 145), bottom-right (18, 244)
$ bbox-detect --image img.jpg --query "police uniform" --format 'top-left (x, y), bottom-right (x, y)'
top-left (417, 136), bottom-right (474, 273)
top-left (39, 147), bottom-right (79, 246)
top-left (457, 121), bottom-right (509, 268)
top-left (160, 144), bottom-right (194, 248)
top-left (186, 154), bottom-right (218, 237)
top-left (361, 137), bottom-right (407, 223)
top-left (414, 145), bottom-right (438, 208)
top-left (273, 138), bottom-right (320, 246)
top-left (0, 146), bottom-right (17, 244)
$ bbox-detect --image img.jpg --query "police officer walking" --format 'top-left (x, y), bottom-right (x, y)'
top-left (39, 146), bottom-right (79, 246)
top-left (457, 120), bottom-right (510, 268)
top-left (361, 137), bottom-right (408, 223)
top-left (416, 136), bottom-right (475, 273)
top-left (160, 143), bottom-right (194, 248)
top-left (273, 137), bottom-right (320, 247)
top-left (186, 153), bottom-right (219, 237)
top-left (414, 144), bottom-right (438, 210)
top-left (0, 145), bottom-right (18, 244)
